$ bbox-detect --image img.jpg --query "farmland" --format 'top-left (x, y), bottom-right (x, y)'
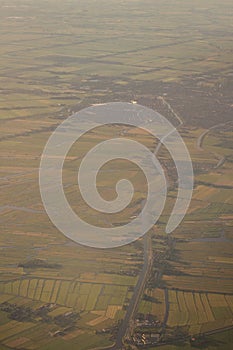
top-left (140, 288), bottom-right (233, 332)
top-left (133, 124), bottom-right (233, 348)
top-left (0, 276), bottom-right (134, 349)
top-left (1, 0), bottom-right (233, 349)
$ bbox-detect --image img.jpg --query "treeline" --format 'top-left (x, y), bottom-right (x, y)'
top-left (18, 258), bottom-right (62, 269)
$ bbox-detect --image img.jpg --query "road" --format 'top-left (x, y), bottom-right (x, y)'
top-left (196, 121), bottom-right (231, 150)
top-left (163, 288), bottom-right (169, 328)
top-left (197, 120), bottom-right (232, 169)
top-left (90, 235), bottom-right (153, 350)
top-left (111, 99), bottom-right (183, 348)
top-left (94, 100), bottom-right (183, 350)
top-left (102, 233), bottom-right (153, 350)
top-left (158, 96), bottom-right (183, 126)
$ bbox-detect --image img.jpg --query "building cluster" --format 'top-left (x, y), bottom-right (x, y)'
top-left (135, 313), bottom-right (161, 328)
top-left (131, 314), bottom-right (162, 347)
top-left (132, 332), bottom-right (161, 347)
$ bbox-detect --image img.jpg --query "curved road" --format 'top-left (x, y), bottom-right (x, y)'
top-left (197, 120), bottom-right (232, 169)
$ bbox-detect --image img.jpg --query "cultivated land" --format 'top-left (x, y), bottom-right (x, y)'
top-left (0, 1), bottom-right (233, 349)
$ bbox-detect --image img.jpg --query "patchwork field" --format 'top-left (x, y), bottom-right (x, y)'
top-left (167, 290), bottom-right (233, 332)
top-left (0, 278), bottom-right (133, 350)
top-left (1, 0), bottom-right (233, 349)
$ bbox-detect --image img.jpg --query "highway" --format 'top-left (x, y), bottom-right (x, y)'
top-left (103, 233), bottom-right (153, 350)
top-left (197, 120), bottom-right (232, 169)
top-left (91, 234), bottom-right (153, 350)
top-left (107, 99), bottom-right (182, 349)
top-left (95, 100), bottom-right (183, 350)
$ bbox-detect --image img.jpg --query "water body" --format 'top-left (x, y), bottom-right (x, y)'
top-left (189, 232), bottom-right (232, 243)
top-left (0, 205), bottom-right (43, 214)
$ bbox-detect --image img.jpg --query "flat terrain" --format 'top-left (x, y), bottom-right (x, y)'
top-left (0, 0), bottom-right (233, 349)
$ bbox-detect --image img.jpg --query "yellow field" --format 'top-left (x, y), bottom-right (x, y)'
top-left (87, 315), bottom-right (108, 326)
top-left (166, 290), bottom-right (233, 333)
top-left (106, 305), bottom-right (122, 320)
